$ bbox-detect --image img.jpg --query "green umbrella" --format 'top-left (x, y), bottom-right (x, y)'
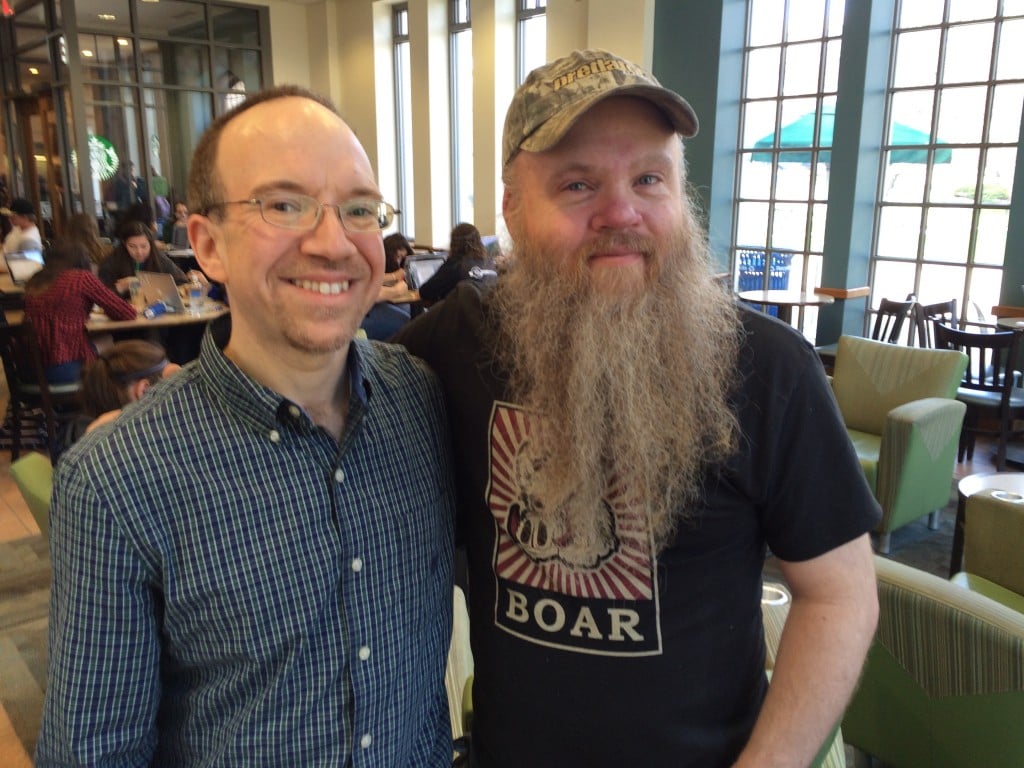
top-left (751, 107), bottom-right (952, 164)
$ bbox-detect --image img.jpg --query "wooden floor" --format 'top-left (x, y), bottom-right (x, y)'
top-left (0, 433), bottom-right (1004, 763)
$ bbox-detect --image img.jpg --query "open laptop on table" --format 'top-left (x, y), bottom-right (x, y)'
top-left (405, 253), bottom-right (446, 290)
top-left (139, 271), bottom-right (186, 313)
top-left (3, 249), bottom-right (45, 286)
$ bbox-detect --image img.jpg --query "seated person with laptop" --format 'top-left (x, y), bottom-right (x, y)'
top-left (99, 220), bottom-right (193, 297)
top-left (4, 248), bottom-right (45, 286)
top-left (23, 240), bottom-right (136, 384)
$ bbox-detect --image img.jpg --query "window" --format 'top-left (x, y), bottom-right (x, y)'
top-left (516, 0), bottom-right (546, 86)
top-left (733, 0), bottom-right (846, 336)
top-left (393, 4), bottom-right (415, 239)
top-left (870, 1), bottom-right (1023, 322)
top-left (450, 0), bottom-right (473, 225)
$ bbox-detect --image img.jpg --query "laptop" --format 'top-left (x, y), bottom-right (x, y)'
top-left (4, 249), bottom-right (45, 286)
top-left (139, 271), bottom-right (186, 313)
top-left (405, 254), bottom-right (446, 290)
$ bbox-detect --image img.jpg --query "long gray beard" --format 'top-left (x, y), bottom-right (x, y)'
top-left (490, 227), bottom-right (743, 554)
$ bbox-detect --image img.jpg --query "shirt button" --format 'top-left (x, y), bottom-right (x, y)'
top-left (358, 645), bottom-right (370, 661)
top-left (360, 733), bottom-right (372, 749)
top-left (268, 429), bottom-right (281, 443)
top-left (334, 468), bottom-right (345, 483)
top-left (288, 404), bottom-right (301, 418)
top-left (351, 557), bottom-right (363, 572)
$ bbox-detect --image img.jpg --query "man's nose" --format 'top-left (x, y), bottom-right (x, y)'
top-left (591, 187), bottom-right (643, 230)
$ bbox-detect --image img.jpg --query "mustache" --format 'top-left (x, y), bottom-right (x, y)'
top-left (577, 231), bottom-right (657, 261)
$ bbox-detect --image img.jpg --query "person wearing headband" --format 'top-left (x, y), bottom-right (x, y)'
top-left (396, 49), bottom-right (879, 767)
top-left (79, 340), bottom-right (181, 433)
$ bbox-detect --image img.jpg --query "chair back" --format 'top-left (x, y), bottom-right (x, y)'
top-left (832, 335), bottom-right (968, 435)
top-left (0, 320), bottom-right (81, 459)
top-left (963, 489), bottom-right (1024, 597)
top-left (932, 322), bottom-right (1019, 399)
top-left (913, 299), bottom-right (958, 347)
top-left (870, 297), bottom-right (915, 344)
top-left (843, 557), bottom-right (1024, 767)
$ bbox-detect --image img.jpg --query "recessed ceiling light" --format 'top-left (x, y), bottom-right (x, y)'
top-left (28, 67), bottom-right (39, 75)
top-left (97, 13), bottom-right (116, 20)
top-left (82, 50), bottom-right (94, 57)
top-left (116, 38), bottom-right (129, 46)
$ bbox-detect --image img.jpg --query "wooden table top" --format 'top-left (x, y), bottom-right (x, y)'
top-left (5, 302), bottom-right (229, 332)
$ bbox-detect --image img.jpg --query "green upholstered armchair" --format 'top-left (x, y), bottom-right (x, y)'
top-left (9, 451), bottom-right (53, 537)
top-left (831, 335), bottom-right (968, 553)
top-left (950, 488), bottom-right (1024, 613)
top-left (843, 556), bottom-right (1024, 767)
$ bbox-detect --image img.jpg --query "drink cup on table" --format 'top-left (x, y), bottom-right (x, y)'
top-left (128, 277), bottom-right (144, 310)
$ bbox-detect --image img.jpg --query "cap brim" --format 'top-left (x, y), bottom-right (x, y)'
top-left (0, 208), bottom-right (12, 217)
top-left (519, 84), bottom-right (699, 156)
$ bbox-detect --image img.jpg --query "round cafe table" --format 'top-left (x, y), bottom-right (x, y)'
top-left (738, 289), bottom-right (834, 324)
top-left (951, 471), bottom-right (1024, 576)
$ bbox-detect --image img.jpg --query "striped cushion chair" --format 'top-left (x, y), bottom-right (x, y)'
top-left (843, 556), bottom-right (1024, 767)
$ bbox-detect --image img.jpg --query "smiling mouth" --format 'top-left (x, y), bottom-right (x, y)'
top-left (291, 279), bottom-right (350, 295)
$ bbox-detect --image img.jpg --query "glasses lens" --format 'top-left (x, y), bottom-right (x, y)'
top-left (260, 193), bottom-right (319, 229)
top-left (342, 200), bottom-right (394, 232)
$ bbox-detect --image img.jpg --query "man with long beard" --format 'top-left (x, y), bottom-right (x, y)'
top-left (396, 49), bottom-right (880, 767)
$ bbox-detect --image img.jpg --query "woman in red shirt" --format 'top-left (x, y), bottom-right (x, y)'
top-left (24, 240), bottom-right (137, 384)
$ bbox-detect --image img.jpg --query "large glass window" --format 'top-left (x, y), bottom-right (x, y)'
top-left (393, 4), bottom-right (415, 239)
top-left (733, 0), bottom-right (846, 337)
top-left (870, 1), bottom-right (1023, 323)
top-left (517, 0), bottom-right (546, 85)
top-left (450, 0), bottom-right (473, 225)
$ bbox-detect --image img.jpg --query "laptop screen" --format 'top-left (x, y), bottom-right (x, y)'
top-left (4, 250), bottom-right (44, 286)
top-left (406, 255), bottom-right (445, 290)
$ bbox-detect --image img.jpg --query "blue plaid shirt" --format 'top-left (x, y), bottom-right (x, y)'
top-left (37, 321), bottom-right (456, 766)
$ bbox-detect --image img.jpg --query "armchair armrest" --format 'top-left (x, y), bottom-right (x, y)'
top-left (875, 397), bottom-right (966, 532)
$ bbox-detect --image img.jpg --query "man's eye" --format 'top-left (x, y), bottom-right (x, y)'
top-left (564, 181), bottom-right (588, 192)
top-left (637, 174), bottom-right (660, 186)
top-left (265, 196), bottom-right (306, 214)
top-left (345, 203), bottom-right (376, 218)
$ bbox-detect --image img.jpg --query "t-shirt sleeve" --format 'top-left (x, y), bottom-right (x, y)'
top-left (731, 313), bottom-right (881, 562)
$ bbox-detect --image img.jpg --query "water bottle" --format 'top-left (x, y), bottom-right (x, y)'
top-left (143, 300), bottom-right (168, 319)
top-left (188, 274), bottom-right (205, 315)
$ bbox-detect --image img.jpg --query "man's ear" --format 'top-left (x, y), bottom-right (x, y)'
top-left (188, 214), bottom-right (228, 284)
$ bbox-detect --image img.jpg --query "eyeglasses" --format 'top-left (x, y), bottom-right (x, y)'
top-left (202, 192), bottom-right (398, 233)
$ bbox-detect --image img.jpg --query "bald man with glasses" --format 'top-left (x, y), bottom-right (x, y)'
top-left (37, 85), bottom-right (456, 767)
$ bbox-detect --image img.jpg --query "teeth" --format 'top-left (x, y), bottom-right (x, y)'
top-left (293, 279), bottom-right (349, 294)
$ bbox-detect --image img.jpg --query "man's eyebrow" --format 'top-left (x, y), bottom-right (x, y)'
top-left (245, 180), bottom-right (384, 200)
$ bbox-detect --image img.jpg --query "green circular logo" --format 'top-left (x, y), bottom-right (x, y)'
top-left (89, 135), bottom-right (119, 181)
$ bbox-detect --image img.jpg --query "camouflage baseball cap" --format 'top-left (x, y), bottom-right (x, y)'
top-left (502, 49), bottom-right (698, 167)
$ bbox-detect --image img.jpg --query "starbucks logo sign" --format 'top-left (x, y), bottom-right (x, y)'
top-left (88, 135), bottom-right (119, 181)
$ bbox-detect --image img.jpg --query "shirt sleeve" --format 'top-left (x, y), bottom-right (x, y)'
top-left (417, 259), bottom-right (461, 303)
top-left (156, 252), bottom-right (187, 283)
top-left (35, 459), bottom-right (162, 767)
top-left (82, 272), bottom-right (137, 320)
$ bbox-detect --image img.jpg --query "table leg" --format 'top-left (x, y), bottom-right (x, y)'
top-left (776, 305), bottom-right (793, 324)
top-left (949, 493), bottom-right (966, 577)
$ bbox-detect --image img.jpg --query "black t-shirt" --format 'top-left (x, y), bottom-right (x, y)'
top-left (395, 282), bottom-right (880, 768)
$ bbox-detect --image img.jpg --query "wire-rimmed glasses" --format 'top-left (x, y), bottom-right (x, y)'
top-left (202, 192), bottom-right (398, 232)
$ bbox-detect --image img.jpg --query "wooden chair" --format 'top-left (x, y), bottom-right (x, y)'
top-left (0, 320), bottom-right (82, 460)
top-left (815, 296), bottom-right (915, 371)
top-left (913, 298), bottom-right (958, 347)
top-left (932, 322), bottom-right (1024, 471)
